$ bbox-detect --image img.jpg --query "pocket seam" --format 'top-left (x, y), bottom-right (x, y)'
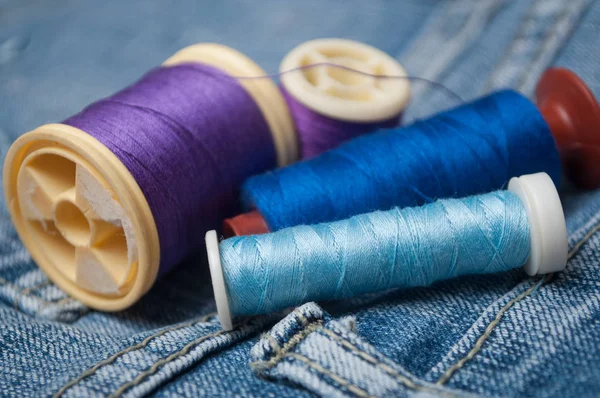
top-left (53, 313), bottom-right (215, 397)
top-left (435, 220), bottom-right (600, 385)
top-left (286, 352), bottom-right (372, 398)
top-left (109, 328), bottom-right (229, 397)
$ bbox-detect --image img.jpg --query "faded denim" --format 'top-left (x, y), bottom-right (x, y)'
top-left (0, 0), bottom-right (599, 397)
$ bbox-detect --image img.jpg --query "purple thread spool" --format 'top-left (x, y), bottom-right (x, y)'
top-left (279, 39), bottom-right (411, 158)
top-left (3, 43), bottom-right (296, 310)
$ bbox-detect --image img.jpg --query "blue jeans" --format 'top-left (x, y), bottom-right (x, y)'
top-left (0, 0), bottom-right (599, 396)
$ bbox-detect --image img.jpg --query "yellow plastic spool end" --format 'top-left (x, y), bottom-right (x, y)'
top-left (3, 43), bottom-right (296, 311)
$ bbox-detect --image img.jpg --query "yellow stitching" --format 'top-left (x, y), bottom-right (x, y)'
top-left (34, 296), bottom-right (76, 317)
top-left (250, 321), bottom-right (323, 371)
top-left (286, 352), bottom-right (373, 398)
top-left (321, 328), bottom-right (457, 398)
top-left (437, 225), bottom-right (600, 385)
top-left (13, 280), bottom-right (52, 308)
top-left (265, 333), bottom-right (280, 354)
top-left (109, 328), bottom-right (229, 397)
top-left (568, 223), bottom-right (600, 261)
top-left (296, 311), bottom-right (308, 326)
top-left (54, 313), bottom-right (215, 397)
top-left (436, 276), bottom-right (548, 385)
top-left (0, 277), bottom-right (65, 310)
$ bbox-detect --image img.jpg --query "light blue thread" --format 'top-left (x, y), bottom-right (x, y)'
top-left (221, 190), bottom-right (531, 316)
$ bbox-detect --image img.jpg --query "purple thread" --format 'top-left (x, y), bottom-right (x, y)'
top-left (64, 63), bottom-right (276, 275)
top-left (281, 88), bottom-right (401, 158)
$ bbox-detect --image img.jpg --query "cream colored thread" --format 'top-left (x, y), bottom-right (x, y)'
top-left (437, 224), bottom-right (600, 385)
top-left (436, 276), bottom-right (548, 385)
top-left (296, 311), bottom-right (309, 326)
top-left (265, 333), bottom-right (281, 353)
top-left (109, 328), bottom-right (229, 397)
top-left (250, 321), bottom-right (323, 371)
top-left (286, 352), bottom-right (373, 398)
top-left (54, 313), bottom-right (215, 397)
top-left (568, 223), bottom-right (600, 261)
top-left (35, 296), bottom-right (75, 316)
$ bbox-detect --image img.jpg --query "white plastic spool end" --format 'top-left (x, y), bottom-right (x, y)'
top-left (280, 38), bottom-right (411, 123)
top-left (205, 230), bottom-right (233, 331)
top-left (508, 172), bottom-right (568, 275)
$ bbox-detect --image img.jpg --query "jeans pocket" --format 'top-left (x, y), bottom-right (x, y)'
top-left (251, 303), bottom-right (473, 398)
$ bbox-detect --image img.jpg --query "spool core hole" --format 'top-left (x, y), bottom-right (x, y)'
top-left (55, 200), bottom-right (91, 246)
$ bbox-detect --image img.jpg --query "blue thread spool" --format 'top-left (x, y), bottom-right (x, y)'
top-left (224, 68), bottom-right (600, 236)
top-left (208, 173), bottom-right (567, 330)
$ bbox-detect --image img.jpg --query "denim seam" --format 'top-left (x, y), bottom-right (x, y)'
top-left (250, 321), bottom-right (323, 371)
top-left (399, 0), bottom-right (505, 104)
top-left (34, 296), bottom-right (75, 316)
top-left (0, 276), bottom-right (68, 307)
top-left (436, 221), bottom-right (600, 385)
top-left (320, 328), bottom-right (457, 397)
top-left (514, 2), bottom-right (571, 91)
top-left (109, 328), bottom-right (229, 397)
top-left (436, 275), bottom-right (549, 385)
top-left (483, 0), bottom-right (540, 92)
top-left (54, 313), bottom-right (215, 397)
top-left (286, 352), bottom-right (372, 398)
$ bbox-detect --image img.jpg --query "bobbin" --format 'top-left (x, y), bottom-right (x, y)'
top-left (280, 38), bottom-right (411, 122)
top-left (4, 44), bottom-right (296, 311)
top-left (224, 67), bottom-right (600, 237)
top-left (209, 172), bottom-right (567, 331)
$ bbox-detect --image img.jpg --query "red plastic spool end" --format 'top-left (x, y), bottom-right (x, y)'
top-left (536, 67), bottom-right (600, 189)
top-left (222, 210), bottom-right (270, 238)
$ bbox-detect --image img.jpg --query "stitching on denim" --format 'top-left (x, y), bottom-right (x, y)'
top-left (250, 321), bottom-right (323, 371)
top-left (320, 328), bottom-right (457, 397)
top-left (34, 296), bottom-right (75, 316)
top-left (483, 0), bottom-right (545, 91)
top-left (14, 280), bottom-right (52, 307)
top-left (436, 275), bottom-right (548, 385)
top-left (286, 352), bottom-right (372, 398)
top-left (265, 333), bottom-right (280, 353)
top-left (436, 223), bottom-right (600, 385)
top-left (109, 328), bottom-right (229, 397)
top-left (296, 311), bottom-right (308, 326)
top-left (320, 328), bottom-right (420, 390)
top-left (514, 3), bottom-right (571, 91)
top-left (567, 223), bottom-right (600, 261)
top-left (0, 276), bottom-right (63, 308)
top-left (53, 313), bottom-right (215, 397)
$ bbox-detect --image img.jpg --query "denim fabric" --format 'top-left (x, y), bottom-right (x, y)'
top-left (1, 0), bottom-right (599, 397)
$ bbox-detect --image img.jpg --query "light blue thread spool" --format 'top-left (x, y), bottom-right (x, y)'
top-left (206, 173), bottom-right (567, 330)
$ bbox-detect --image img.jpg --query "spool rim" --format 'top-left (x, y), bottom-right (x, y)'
top-left (280, 38), bottom-right (411, 122)
top-left (222, 210), bottom-right (270, 237)
top-left (205, 230), bottom-right (233, 331)
top-left (508, 172), bottom-right (567, 276)
top-left (536, 67), bottom-right (600, 189)
top-left (164, 43), bottom-right (298, 166)
top-left (3, 124), bottom-right (160, 310)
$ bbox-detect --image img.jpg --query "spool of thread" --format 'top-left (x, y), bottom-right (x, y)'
top-left (208, 172), bottom-right (567, 330)
top-left (279, 38), bottom-right (411, 158)
top-left (4, 39), bottom-right (410, 310)
top-left (3, 43), bottom-right (299, 310)
top-left (224, 68), bottom-right (600, 236)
